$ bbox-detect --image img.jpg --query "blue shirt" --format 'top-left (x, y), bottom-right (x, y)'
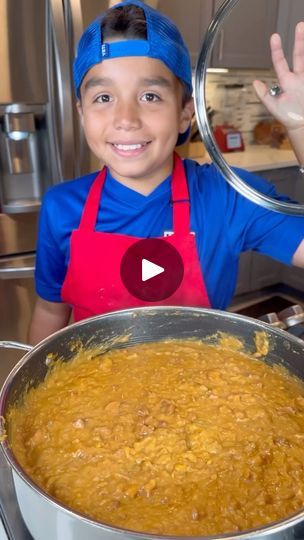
top-left (35, 159), bottom-right (304, 309)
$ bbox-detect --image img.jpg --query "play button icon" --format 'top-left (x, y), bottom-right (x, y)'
top-left (142, 259), bottom-right (164, 282)
top-left (120, 238), bottom-right (184, 302)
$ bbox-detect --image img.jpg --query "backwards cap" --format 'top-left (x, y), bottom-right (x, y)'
top-left (73, 0), bottom-right (193, 145)
top-left (73, 0), bottom-right (192, 97)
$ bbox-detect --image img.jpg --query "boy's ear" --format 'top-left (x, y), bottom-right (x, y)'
top-left (179, 97), bottom-right (194, 135)
top-left (76, 100), bottom-right (84, 124)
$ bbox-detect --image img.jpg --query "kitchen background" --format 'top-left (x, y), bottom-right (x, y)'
top-left (1, 2), bottom-right (304, 538)
top-left (0, 0), bottom-right (304, 363)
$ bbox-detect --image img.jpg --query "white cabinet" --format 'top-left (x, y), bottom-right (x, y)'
top-left (158, 0), bottom-right (213, 66)
top-left (211, 0), bottom-right (279, 68)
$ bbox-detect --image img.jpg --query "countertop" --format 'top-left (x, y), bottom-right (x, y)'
top-left (192, 144), bottom-right (298, 172)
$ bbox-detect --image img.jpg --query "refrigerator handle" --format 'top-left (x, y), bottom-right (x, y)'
top-left (64, 0), bottom-right (88, 177)
top-left (0, 266), bottom-right (35, 279)
top-left (65, 0), bottom-right (83, 51)
top-left (48, 0), bottom-right (76, 181)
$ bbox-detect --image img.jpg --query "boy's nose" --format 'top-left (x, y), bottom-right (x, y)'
top-left (113, 101), bottom-right (141, 130)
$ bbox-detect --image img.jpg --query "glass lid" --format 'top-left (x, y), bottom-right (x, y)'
top-left (194, 0), bottom-right (304, 215)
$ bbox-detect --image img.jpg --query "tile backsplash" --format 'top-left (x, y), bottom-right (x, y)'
top-left (201, 70), bottom-right (279, 145)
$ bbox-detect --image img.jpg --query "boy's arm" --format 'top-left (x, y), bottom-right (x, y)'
top-left (292, 239), bottom-right (304, 268)
top-left (253, 22), bottom-right (304, 166)
top-left (28, 298), bottom-right (71, 346)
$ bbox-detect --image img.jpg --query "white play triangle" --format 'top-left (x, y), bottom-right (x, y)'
top-left (142, 258), bottom-right (165, 282)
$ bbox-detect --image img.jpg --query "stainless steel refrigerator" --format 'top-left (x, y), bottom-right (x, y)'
top-left (0, 0), bottom-right (110, 358)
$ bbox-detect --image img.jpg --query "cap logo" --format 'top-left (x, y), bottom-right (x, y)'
top-left (101, 43), bottom-right (109, 58)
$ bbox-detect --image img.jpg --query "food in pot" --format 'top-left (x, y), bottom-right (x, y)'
top-left (8, 339), bottom-right (304, 536)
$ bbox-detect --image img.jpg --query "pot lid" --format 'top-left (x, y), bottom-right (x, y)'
top-left (194, 0), bottom-right (304, 215)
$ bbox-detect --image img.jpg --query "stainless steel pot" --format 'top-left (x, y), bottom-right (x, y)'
top-left (1, 306), bottom-right (304, 540)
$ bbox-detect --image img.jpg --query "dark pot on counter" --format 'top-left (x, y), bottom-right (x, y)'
top-left (1, 306), bottom-right (304, 540)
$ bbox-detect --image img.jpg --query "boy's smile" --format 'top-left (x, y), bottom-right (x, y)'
top-left (78, 55), bottom-right (193, 195)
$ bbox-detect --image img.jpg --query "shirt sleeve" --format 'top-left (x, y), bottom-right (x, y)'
top-left (35, 189), bottom-right (69, 302)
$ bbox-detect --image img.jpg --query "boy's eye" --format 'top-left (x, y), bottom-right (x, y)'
top-left (95, 94), bottom-right (112, 103)
top-left (141, 92), bottom-right (160, 102)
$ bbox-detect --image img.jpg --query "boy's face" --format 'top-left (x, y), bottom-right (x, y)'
top-left (77, 55), bottom-right (193, 191)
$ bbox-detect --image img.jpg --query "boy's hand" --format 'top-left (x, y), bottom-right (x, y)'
top-left (253, 22), bottom-right (304, 132)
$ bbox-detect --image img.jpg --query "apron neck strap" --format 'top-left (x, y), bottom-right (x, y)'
top-left (171, 152), bottom-right (191, 235)
top-left (79, 168), bottom-right (107, 230)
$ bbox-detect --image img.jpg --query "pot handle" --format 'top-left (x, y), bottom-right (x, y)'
top-left (0, 341), bottom-right (32, 352)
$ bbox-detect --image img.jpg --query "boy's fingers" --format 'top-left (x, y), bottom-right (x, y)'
top-left (270, 33), bottom-right (290, 85)
top-left (293, 21), bottom-right (304, 74)
top-left (252, 80), bottom-right (276, 116)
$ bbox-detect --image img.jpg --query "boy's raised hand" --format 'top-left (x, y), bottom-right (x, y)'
top-left (253, 21), bottom-right (304, 132)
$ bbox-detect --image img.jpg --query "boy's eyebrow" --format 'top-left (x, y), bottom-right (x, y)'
top-left (138, 76), bottom-right (173, 88)
top-left (83, 77), bottom-right (113, 93)
top-left (83, 75), bottom-right (173, 93)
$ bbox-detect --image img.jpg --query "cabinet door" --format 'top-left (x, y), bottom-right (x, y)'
top-left (247, 167), bottom-right (303, 290)
top-left (277, 0), bottom-right (304, 68)
top-left (211, 0), bottom-right (279, 68)
top-left (258, 167), bottom-right (303, 202)
top-left (234, 167), bottom-right (300, 296)
top-left (282, 266), bottom-right (304, 292)
top-left (234, 251), bottom-right (252, 295)
top-left (235, 251), bottom-right (284, 296)
top-left (249, 252), bottom-right (284, 291)
top-left (158, 0), bottom-right (213, 66)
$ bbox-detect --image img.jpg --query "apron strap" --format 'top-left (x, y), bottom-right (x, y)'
top-left (79, 168), bottom-right (107, 230)
top-left (171, 153), bottom-right (191, 235)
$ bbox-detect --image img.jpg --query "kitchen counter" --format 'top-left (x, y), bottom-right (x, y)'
top-left (192, 144), bottom-right (298, 172)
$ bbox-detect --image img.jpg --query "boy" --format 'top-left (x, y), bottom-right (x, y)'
top-left (29, 0), bottom-right (304, 344)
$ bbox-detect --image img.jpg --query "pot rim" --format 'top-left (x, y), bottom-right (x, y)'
top-left (2, 305), bottom-right (304, 539)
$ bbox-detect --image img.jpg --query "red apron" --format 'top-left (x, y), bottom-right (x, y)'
top-left (61, 153), bottom-right (211, 321)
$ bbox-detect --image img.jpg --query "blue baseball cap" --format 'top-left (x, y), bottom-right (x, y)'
top-left (73, 0), bottom-right (192, 146)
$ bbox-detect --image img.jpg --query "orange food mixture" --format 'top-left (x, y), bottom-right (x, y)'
top-left (8, 339), bottom-right (304, 536)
